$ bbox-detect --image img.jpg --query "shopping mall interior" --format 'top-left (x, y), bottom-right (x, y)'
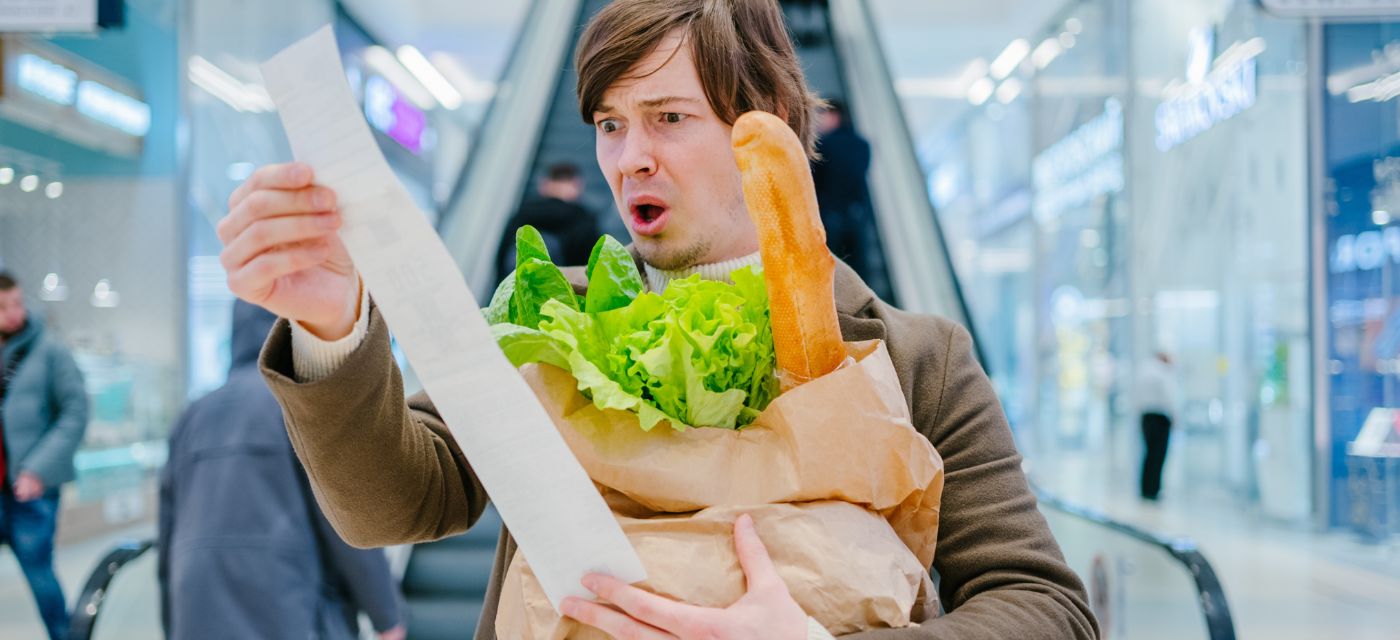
top-left (2, 0), bottom-right (1400, 638)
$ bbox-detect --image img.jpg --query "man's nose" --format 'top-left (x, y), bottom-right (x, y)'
top-left (617, 128), bottom-right (657, 177)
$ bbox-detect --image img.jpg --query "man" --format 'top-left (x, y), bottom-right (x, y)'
top-left (0, 270), bottom-right (88, 640)
top-left (811, 99), bottom-right (873, 280)
top-left (158, 301), bottom-right (405, 640)
top-left (496, 162), bottom-right (600, 285)
top-left (1137, 351), bottom-right (1177, 502)
top-left (215, 1), bottom-right (1098, 638)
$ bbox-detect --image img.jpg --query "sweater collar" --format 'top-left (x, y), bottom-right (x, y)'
top-left (642, 252), bottom-right (763, 292)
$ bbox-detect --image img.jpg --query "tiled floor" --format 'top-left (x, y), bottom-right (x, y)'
top-left (0, 521), bottom-right (158, 640)
top-left (1032, 451), bottom-right (1400, 640)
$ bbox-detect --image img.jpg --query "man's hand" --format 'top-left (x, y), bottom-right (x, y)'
top-left (560, 513), bottom-right (809, 639)
top-left (13, 472), bottom-right (45, 502)
top-left (218, 162), bottom-right (360, 340)
top-left (377, 624), bottom-right (406, 640)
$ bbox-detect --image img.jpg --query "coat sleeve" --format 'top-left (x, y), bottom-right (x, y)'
top-left (840, 319), bottom-right (1098, 639)
top-left (21, 344), bottom-right (89, 487)
top-left (260, 303), bottom-right (490, 548)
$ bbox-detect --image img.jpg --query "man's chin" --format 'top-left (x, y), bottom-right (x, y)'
top-left (634, 237), bottom-right (708, 272)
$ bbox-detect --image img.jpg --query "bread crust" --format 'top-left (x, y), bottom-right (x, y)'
top-left (732, 111), bottom-right (846, 387)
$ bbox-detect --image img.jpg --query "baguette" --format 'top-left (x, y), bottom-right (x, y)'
top-left (732, 111), bottom-right (846, 387)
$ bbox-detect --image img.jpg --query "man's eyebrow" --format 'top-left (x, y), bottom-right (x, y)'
top-left (637, 96), bottom-right (702, 109)
top-left (593, 96), bottom-right (703, 117)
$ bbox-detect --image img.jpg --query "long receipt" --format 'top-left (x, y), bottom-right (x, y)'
top-left (260, 26), bottom-right (646, 609)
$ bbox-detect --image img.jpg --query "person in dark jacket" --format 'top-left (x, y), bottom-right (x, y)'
top-left (0, 270), bottom-right (89, 640)
top-left (158, 301), bottom-right (405, 640)
top-left (811, 100), bottom-right (875, 284)
top-left (496, 162), bottom-right (600, 282)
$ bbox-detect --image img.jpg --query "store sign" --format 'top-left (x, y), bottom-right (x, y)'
top-left (0, 0), bottom-right (97, 32)
top-left (1032, 98), bottom-right (1124, 224)
top-left (1155, 28), bottom-right (1262, 152)
top-left (76, 79), bottom-right (149, 135)
top-left (16, 53), bottom-right (75, 104)
top-left (1331, 227), bottom-right (1400, 273)
top-left (364, 74), bottom-right (426, 154)
top-left (1259, 0), bottom-right (1400, 18)
top-left (0, 38), bottom-right (148, 155)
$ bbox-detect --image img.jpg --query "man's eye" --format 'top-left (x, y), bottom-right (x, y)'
top-left (597, 119), bottom-right (620, 133)
top-left (661, 112), bottom-right (686, 124)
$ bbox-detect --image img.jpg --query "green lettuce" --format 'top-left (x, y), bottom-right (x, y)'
top-left (486, 225), bottom-right (777, 430)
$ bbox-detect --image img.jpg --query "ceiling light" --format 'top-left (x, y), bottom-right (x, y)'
top-left (429, 52), bottom-right (497, 103)
top-left (996, 78), bottom-right (1023, 104)
top-left (1059, 32), bottom-right (1077, 49)
top-left (91, 279), bottom-right (120, 308)
top-left (1375, 210), bottom-right (1392, 226)
top-left (187, 56), bottom-right (275, 113)
top-left (40, 273), bottom-right (68, 302)
top-left (1032, 38), bottom-right (1063, 69)
top-left (0, 167), bottom-right (13, 185)
top-left (990, 39), bottom-right (1032, 79)
top-left (1065, 18), bottom-right (1083, 35)
top-left (958, 58), bottom-right (990, 87)
top-left (967, 77), bottom-right (996, 105)
top-left (19, 174), bottom-right (39, 192)
top-left (396, 46), bottom-right (462, 110)
top-left (362, 46), bottom-right (436, 110)
top-left (45, 181), bottom-right (62, 199)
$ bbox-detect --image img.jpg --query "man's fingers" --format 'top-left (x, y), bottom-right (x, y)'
top-left (733, 513), bottom-right (781, 592)
top-left (217, 186), bottom-right (337, 244)
top-left (221, 213), bottom-right (341, 271)
top-left (228, 162), bottom-right (314, 211)
top-left (580, 574), bottom-right (708, 633)
top-left (227, 241), bottom-right (331, 301)
top-left (561, 597), bottom-right (677, 640)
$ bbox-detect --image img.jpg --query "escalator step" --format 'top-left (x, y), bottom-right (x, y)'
top-left (402, 545), bottom-right (498, 598)
top-left (405, 597), bottom-right (485, 640)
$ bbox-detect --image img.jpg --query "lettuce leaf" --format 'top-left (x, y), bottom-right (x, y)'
top-left (486, 225), bottom-right (777, 430)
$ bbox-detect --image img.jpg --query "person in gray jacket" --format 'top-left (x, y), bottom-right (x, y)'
top-left (0, 270), bottom-right (89, 640)
top-left (158, 301), bottom-right (405, 640)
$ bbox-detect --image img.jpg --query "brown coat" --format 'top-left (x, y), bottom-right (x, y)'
top-left (259, 262), bottom-right (1098, 639)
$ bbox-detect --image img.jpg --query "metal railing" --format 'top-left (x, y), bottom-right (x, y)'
top-left (1035, 486), bottom-right (1237, 640)
top-left (68, 539), bottom-right (156, 640)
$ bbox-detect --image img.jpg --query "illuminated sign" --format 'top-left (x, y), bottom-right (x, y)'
top-left (17, 53), bottom-right (77, 104)
top-left (364, 74), bottom-right (426, 154)
top-left (1155, 28), bottom-right (1264, 151)
top-left (1033, 98), bottom-right (1124, 223)
top-left (76, 79), bottom-right (150, 136)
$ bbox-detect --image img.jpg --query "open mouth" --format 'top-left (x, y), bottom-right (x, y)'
top-left (628, 197), bottom-right (670, 235)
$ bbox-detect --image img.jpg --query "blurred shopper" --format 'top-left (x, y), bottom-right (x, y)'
top-left (0, 270), bottom-right (88, 640)
top-left (496, 161), bottom-right (600, 282)
top-left (1137, 351), bottom-right (1178, 501)
top-left (158, 301), bottom-right (404, 640)
top-left (811, 99), bottom-right (873, 280)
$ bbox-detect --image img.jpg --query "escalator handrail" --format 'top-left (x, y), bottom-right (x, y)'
top-left (825, 0), bottom-right (981, 362)
top-left (1032, 485), bottom-right (1237, 640)
top-left (68, 538), bottom-right (157, 640)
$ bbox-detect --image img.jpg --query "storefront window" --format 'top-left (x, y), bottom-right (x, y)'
top-left (1320, 22), bottom-right (1400, 534)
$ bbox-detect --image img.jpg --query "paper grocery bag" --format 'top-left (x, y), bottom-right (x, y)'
top-left (497, 501), bottom-right (936, 639)
top-left (496, 340), bottom-right (944, 638)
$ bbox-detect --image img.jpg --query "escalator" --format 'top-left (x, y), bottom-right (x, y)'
top-left (68, 1), bottom-right (1234, 639)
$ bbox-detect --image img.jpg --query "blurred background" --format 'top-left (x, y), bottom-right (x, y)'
top-left (1, 0), bottom-right (1398, 638)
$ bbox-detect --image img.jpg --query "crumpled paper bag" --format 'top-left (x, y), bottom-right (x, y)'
top-left (496, 340), bottom-right (944, 638)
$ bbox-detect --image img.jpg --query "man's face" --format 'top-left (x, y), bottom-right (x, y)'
top-left (593, 30), bottom-right (760, 271)
top-left (0, 288), bottom-right (26, 335)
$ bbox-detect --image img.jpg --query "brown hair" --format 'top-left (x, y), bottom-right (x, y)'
top-left (576, 0), bottom-right (824, 159)
top-left (0, 271), bottom-right (16, 291)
